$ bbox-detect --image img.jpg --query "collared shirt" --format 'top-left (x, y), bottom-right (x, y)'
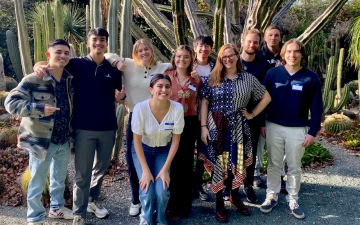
top-left (165, 70), bottom-right (202, 116)
top-left (131, 99), bottom-right (184, 147)
top-left (51, 73), bottom-right (72, 145)
top-left (65, 55), bottom-right (122, 131)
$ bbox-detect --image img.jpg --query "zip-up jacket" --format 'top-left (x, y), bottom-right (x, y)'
top-left (257, 42), bottom-right (284, 67)
top-left (5, 71), bottom-right (74, 161)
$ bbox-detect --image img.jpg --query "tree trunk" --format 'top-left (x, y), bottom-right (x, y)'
top-left (224, 1), bottom-right (233, 44)
top-left (297, 0), bottom-right (348, 45)
top-left (272, 0), bottom-right (296, 25)
top-left (172, 0), bottom-right (188, 45)
top-left (185, 0), bottom-right (208, 37)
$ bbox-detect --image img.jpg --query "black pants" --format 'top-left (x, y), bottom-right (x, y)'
top-left (193, 119), bottom-right (205, 190)
top-left (243, 120), bottom-right (261, 187)
top-left (126, 112), bottom-right (140, 205)
top-left (168, 116), bottom-right (198, 213)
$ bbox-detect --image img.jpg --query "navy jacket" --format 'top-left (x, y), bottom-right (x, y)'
top-left (257, 42), bottom-right (284, 67)
top-left (263, 66), bottom-right (323, 136)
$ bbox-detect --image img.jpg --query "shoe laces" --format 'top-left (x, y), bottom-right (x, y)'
top-left (289, 200), bottom-right (299, 210)
top-left (93, 201), bottom-right (104, 209)
top-left (262, 198), bottom-right (274, 206)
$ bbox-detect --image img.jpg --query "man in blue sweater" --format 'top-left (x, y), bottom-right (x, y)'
top-left (260, 39), bottom-right (323, 219)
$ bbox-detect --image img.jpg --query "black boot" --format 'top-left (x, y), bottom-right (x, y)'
top-left (230, 189), bottom-right (251, 216)
top-left (215, 191), bottom-right (228, 223)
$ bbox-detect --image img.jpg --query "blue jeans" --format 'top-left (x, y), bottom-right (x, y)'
top-left (27, 142), bottom-right (70, 222)
top-left (132, 142), bottom-right (171, 225)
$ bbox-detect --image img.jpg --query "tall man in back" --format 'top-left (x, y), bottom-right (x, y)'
top-left (260, 39), bottom-right (323, 219)
top-left (34, 28), bottom-right (124, 225)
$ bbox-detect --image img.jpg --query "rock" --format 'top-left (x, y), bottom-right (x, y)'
top-left (0, 113), bottom-right (11, 122)
top-left (331, 141), bottom-right (338, 145)
top-left (343, 110), bottom-right (356, 119)
top-left (328, 138), bottom-right (337, 142)
top-left (0, 106), bottom-right (7, 115)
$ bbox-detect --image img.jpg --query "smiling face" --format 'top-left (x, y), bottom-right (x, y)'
top-left (149, 78), bottom-right (172, 101)
top-left (284, 42), bottom-right (303, 67)
top-left (242, 33), bottom-right (261, 55)
top-left (221, 47), bottom-right (239, 70)
top-left (264, 28), bottom-right (281, 48)
top-left (136, 43), bottom-right (153, 64)
top-left (87, 34), bottom-right (108, 55)
top-left (194, 43), bottom-right (212, 59)
top-left (174, 49), bottom-right (192, 70)
top-left (46, 45), bottom-right (70, 68)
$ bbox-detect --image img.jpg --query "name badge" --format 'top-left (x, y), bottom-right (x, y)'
top-left (150, 74), bottom-right (155, 77)
top-left (164, 123), bottom-right (174, 130)
top-left (189, 84), bottom-right (197, 92)
top-left (292, 84), bottom-right (303, 91)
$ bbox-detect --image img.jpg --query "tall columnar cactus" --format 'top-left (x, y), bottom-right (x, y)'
top-left (86, 5), bottom-right (90, 54)
top-left (172, 0), bottom-right (188, 46)
top-left (54, 0), bottom-right (64, 39)
top-left (78, 42), bottom-right (87, 57)
top-left (120, 0), bottom-right (132, 57)
top-left (69, 44), bottom-right (77, 58)
top-left (336, 48), bottom-right (345, 106)
top-left (33, 23), bottom-right (42, 64)
top-left (213, 0), bottom-right (226, 52)
top-left (90, 0), bottom-right (102, 29)
top-left (323, 56), bottom-right (336, 106)
top-left (107, 0), bottom-right (119, 54)
top-left (0, 54), bottom-right (6, 92)
top-left (13, 0), bottom-right (33, 75)
top-left (5, 30), bottom-right (23, 81)
top-left (44, 3), bottom-right (55, 46)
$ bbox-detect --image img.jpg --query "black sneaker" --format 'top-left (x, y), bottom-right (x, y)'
top-left (253, 176), bottom-right (265, 188)
top-left (289, 200), bottom-right (305, 219)
top-left (243, 186), bottom-right (258, 203)
top-left (280, 176), bottom-right (288, 194)
top-left (260, 198), bottom-right (278, 213)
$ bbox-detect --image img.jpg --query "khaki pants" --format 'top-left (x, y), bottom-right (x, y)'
top-left (266, 122), bottom-right (306, 202)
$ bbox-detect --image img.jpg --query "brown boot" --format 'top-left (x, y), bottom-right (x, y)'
top-left (215, 192), bottom-right (228, 223)
top-left (230, 189), bottom-right (251, 216)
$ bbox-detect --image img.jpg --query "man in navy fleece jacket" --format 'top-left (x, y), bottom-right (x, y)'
top-left (260, 39), bottom-right (323, 220)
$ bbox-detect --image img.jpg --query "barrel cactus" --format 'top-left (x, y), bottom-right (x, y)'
top-left (6, 30), bottom-right (24, 81)
top-left (324, 113), bottom-right (352, 134)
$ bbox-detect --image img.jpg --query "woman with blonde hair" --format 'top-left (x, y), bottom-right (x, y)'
top-left (105, 39), bottom-right (172, 217)
top-left (200, 44), bottom-right (271, 223)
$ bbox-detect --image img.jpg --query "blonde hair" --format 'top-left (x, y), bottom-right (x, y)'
top-left (264, 25), bottom-right (281, 37)
top-left (280, 39), bottom-right (307, 66)
top-left (208, 44), bottom-right (243, 87)
top-left (132, 39), bottom-right (156, 66)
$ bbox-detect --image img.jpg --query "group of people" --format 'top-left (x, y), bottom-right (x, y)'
top-left (4, 25), bottom-right (323, 225)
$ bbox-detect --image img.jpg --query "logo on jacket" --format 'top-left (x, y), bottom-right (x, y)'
top-left (105, 74), bottom-right (111, 78)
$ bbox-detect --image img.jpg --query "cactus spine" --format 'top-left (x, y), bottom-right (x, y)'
top-left (33, 23), bottom-right (42, 64)
top-left (107, 0), bottom-right (119, 54)
top-left (13, 0), bottom-right (33, 75)
top-left (172, 0), bottom-right (188, 45)
top-left (5, 30), bottom-right (23, 81)
top-left (54, 0), bottom-right (64, 39)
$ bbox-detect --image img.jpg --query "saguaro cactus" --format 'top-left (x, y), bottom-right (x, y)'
top-left (107, 0), bottom-right (119, 54)
top-left (5, 30), bottom-right (23, 81)
top-left (54, 0), bottom-right (64, 39)
top-left (213, 0), bottom-right (226, 52)
top-left (13, 0), bottom-right (33, 75)
top-left (33, 23), bottom-right (42, 63)
top-left (120, 0), bottom-right (132, 57)
top-left (90, 0), bottom-right (103, 28)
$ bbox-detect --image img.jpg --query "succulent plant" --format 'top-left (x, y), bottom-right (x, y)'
top-left (324, 113), bottom-right (352, 134)
top-left (0, 126), bottom-right (19, 148)
top-left (0, 91), bottom-right (9, 107)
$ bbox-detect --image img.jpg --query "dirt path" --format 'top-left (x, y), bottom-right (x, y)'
top-left (1, 138), bottom-right (359, 225)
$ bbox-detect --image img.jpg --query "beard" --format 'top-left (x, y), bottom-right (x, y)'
top-left (244, 49), bottom-right (257, 55)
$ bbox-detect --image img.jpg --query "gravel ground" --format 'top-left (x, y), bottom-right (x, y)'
top-left (1, 137), bottom-right (360, 225)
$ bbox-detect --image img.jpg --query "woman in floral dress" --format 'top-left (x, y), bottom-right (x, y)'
top-left (200, 44), bottom-right (271, 223)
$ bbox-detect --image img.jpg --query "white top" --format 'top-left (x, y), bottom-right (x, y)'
top-left (131, 99), bottom-right (185, 147)
top-left (196, 64), bottom-right (211, 82)
top-left (105, 53), bottom-right (172, 112)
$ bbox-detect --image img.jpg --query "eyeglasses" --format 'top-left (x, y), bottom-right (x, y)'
top-left (221, 54), bottom-right (237, 61)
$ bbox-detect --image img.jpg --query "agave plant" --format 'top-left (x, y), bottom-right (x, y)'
top-left (348, 16), bottom-right (360, 69)
top-left (63, 4), bottom-right (86, 48)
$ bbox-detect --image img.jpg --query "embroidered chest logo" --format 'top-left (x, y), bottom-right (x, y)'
top-left (105, 74), bottom-right (111, 78)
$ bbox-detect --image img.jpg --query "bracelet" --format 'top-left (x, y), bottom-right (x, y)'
top-left (112, 60), bottom-right (119, 67)
top-left (201, 125), bottom-right (207, 127)
top-left (251, 112), bottom-right (256, 118)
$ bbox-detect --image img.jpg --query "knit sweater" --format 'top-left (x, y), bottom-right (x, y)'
top-left (105, 53), bottom-right (172, 112)
top-left (263, 66), bottom-right (323, 137)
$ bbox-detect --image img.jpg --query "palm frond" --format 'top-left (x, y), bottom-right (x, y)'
top-left (348, 16), bottom-right (360, 69)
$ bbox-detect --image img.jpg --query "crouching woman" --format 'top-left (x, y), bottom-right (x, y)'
top-left (131, 74), bottom-right (185, 225)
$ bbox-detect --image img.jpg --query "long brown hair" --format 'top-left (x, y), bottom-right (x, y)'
top-left (208, 44), bottom-right (243, 87)
top-left (132, 39), bottom-right (156, 66)
top-left (280, 39), bottom-right (307, 66)
top-left (170, 45), bottom-right (194, 75)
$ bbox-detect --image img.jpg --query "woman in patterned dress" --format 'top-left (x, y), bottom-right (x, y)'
top-left (164, 45), bottom-right (202, 219)
top-left (200, 44), bottom-right (271, 223)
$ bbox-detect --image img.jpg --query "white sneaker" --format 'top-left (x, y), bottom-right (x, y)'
top-left (27, 221), bottom-right (44, 225)
top-left (129, 203), bottom-right (141, 216)
top-left (139, 217), bottom-right (149, 225)
top-left (72, 215), bottom-right (85, 225)
top-left (87, 201), bottom-right (109, 218)
top-left (49, 206), bottom-right (74, 219)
